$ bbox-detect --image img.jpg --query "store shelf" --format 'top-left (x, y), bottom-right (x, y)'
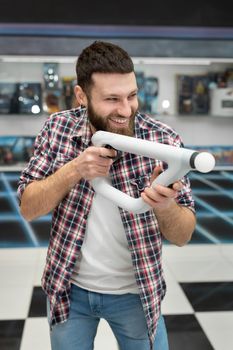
top-left (0, 53), bottom-right (232, 144)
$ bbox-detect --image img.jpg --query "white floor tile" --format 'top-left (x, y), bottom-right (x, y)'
top-left (33, 264), bottom-right (44, 286)
top-left (163, 244), bottom-right (233, 282)
top-left (0, 248), bottom-right (43, 288)
top-left (0, 248), bottom-right (39, 266)
top-left (33, 248), bottom-right (47, 286)
top-left (0, 264), bottom-right (35, 288)
top-left (0, 286), bottom-right (32, 320)
top-left (161, 264), bottom-right (194, 315)
top-left (196, 311), bottom-right (233, 350)
top-left (94, 319), bottom-right (119, 350)
top-left (20, 318), bottom-right (118, 350)
top-left (20, 317), bottom-right (51, 350)
top-left (167, 257), bottom-right (233, 282)
top-left (0, 247), bottom-right (47, 287)
top-left (218, 244), bottom-right (233, 264)
top-left (163, 244), bottom-right (222, 261)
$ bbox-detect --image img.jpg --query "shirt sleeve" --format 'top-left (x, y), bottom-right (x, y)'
top-left (171, 133), bottom-right (195, 213)
top-left (151, 124), bottom-right (195, 213)
top-left (176, 175), bottom-right (195, 213)
top-left (17, 119), bottom-right (54, 205)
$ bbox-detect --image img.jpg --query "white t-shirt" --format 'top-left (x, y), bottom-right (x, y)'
top-left (71, 192), bottom-right (139, 294)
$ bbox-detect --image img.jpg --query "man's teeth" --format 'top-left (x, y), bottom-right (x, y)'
top-left (111, 118), bottom-right (127, 124)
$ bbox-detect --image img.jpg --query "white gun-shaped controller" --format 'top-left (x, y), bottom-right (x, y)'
top-left (91, 131), bottom-right (215, 214)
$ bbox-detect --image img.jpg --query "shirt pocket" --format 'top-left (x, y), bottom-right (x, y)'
top-left (129, 174), bottom-right (151, 197)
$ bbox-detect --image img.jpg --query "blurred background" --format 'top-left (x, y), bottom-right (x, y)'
top-left (0, 1), bottom-right (233, 349)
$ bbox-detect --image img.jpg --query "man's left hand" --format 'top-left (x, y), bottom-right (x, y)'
top-left (141, 166), bottom-right (183, 210)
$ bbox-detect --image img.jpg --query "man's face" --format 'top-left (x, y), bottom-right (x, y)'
top-left (86, 72), bottom-right (138, 136)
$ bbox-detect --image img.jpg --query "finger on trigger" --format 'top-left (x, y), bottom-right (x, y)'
top-left (172, 181), bottom-right (183, 191)
top-left (100, 147), bottom-right (117, 159)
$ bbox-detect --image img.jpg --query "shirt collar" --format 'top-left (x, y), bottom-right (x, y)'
top-left (71, 108), bottom-right (93, 146)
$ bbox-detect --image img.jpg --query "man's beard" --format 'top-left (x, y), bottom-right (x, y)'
top-left (87, 101), bottom-right (136, 137)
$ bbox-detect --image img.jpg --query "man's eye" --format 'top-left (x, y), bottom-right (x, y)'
top-left (129, 93), bottom-right (137, 99)
top-left (106, 97), bottom-right (118, 101)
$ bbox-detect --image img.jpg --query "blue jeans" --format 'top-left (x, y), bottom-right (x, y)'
top-left (48, 284), bottom-right (169, 350)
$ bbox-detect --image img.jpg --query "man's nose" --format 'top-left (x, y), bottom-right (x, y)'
top-left (117, 100), bottom-right (132, 118)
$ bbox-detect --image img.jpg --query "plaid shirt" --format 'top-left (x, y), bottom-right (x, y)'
top-left (18, 107), bottom-right (195, 347)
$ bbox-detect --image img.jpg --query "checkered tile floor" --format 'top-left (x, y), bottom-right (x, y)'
top-left (1, 245), bottom-right (233, 350)
top-left (1, 170), bottom-right (233, 349)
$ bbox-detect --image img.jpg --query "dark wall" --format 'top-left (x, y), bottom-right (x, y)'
top-left (1, 0), bottom-right (233, 27)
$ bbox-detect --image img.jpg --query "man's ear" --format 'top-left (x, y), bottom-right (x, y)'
top-left (74, 85), bottom-right (88, 106)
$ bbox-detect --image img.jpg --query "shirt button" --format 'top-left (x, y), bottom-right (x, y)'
top-left (83, 214), bottom-right (88, 220)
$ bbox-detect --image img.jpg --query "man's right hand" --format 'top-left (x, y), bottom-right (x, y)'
top-left (20, 146), bottom-right (116, 221)
top-left (71, 146), bottom-right (117, 181)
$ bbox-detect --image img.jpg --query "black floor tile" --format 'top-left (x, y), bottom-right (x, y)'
top-left (4, 172), bottom-right (21, 177)
top-left (9, 180), bottom-right (20, 191)
top-left (207, 171), bottom-right (225, 177)
top-left (212, 178), bottom-right (233, 189)
top-left (190, 179), bottom-right (212, 190)
top-left (28, 286), bottom-right (47, 317)
top-left (194, 201), bottom-right (209, 213)
top-left (30, 221), bottom-right (51, 244)
top-left (0, 222), bottom-right (28, 245)
top-left (197, 193), bottom-right (233, 211)
top-left (0, 320), bottom-right (24, 350)
top-left (0, 181), bottom-right (5, 191)
top-left (180, 282), bottom-right (233, 312)
top-left (165, 314), bottom-right (214, 350)
top-left (190, 229), bottom-right (213, 244)
top-left (0, 197), bottom-right (13, 212)
top-left (196, 217), bottom-right (233, 242)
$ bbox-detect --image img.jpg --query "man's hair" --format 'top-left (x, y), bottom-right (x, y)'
top-left (76, 41), bottom-right (134, 95)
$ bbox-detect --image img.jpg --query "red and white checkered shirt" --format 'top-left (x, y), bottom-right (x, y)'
top-left (18, 107), bottom-right (195, 347)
